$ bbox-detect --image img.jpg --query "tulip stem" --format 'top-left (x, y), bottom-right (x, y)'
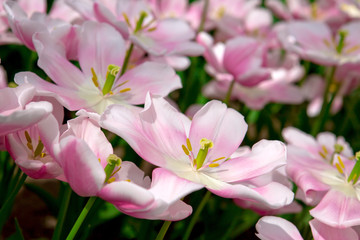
top-left (311, 66), bottom-right (337, 136)
top-left (52, 183), bottom-right (72, 240)
top-left (224, 80), bottom-right (235, 105)
top-left (182, 191), bottom-right (212, 240)
top-left (66, 196), bottom-right (97, 240)
top-left (198, 0), bottom-right (209, 33)
top-left (155, 221), bottom-right (172, 240)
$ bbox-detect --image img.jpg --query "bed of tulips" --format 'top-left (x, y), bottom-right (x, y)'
top-left (1, 0), bottom-right (360, 239)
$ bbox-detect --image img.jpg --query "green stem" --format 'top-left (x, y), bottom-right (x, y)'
top-left (52, 184), bottom-right (72, 240)
top-left (120, 43), bottom-right (134, 76)
top-left (182, 191), bottom-right (211, 240)
top-left (311, 66), bottom-right (337, 136)
top-left (66, 196), bottom-right (97, 240)
top-left (0, 172), bottom-right (27, 233)
top-left (155, 221), bottom-right (172, 240)
top-left (224, 80), bottom-right (235, 105)
top-left (197, 0), bottom-right (209, 33)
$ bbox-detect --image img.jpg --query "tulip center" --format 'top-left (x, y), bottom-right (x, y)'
top-left (332, 152), bottom-right (360, 185)
top-left (24, 131), bottom-right (46, 159)
top-left (104, 154), bottom-right (122, 183)
top-left (91, 65), bottom-right (131, 96)
top-left (182, 138), bottom-right (227, 170)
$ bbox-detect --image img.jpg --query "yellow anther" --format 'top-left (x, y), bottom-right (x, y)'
top-left (337, 155), bottom-right (345, 169)
top-left (319, 151), bottom-right (326, 159)
top-left (122, 12), bottom-right (132, 27)
top-left (107, 177), bottom-right (116, 183)
top-left (208, 163), bottom-right (219, 168)
top-left (91, 67), bottom-right (99, 88)
top-left (125, 179), bottom-right (131, 182)
top-left (114, 80), bottom-right (129, 89)
top-left (335, 163), bottom-right (344, 174)
top-left (311, 3), bottom-right (318, 19)
top-left (182, 145), bottom-right (190, 155)
top-left (98, 158), bottom-right (101, 163)
top-left (212, 157), bottom-right (225, 162)
top-left (147, 27), bottom-right (157, 32)
top-left (25, 131), bottom-right (32, 143)
top-left (119, 88), bottom-right (131, 93)
top-left (322, 145), bottom-right (328, 155)
top-left (200, 138), bottom-right (213, 150)
top-left (216, 6), bottom-right (226, 19)
top-left (345, 45), bottom-right (360, 54)
top-left (41, 152), bottom-right (46, 158)
top-left (186, 138), bottom-right (192, 152)
top-left (323, 39), bottom-right (332, 48)
top-left (109, 91), bottom-right (114, 95)
top-left (27, 142), bottom-right (33, 151)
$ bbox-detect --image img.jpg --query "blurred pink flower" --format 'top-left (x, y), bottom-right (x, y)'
top-left (256, 216), bottom-right (359, 240)
top-left (278, 20), bottom-right (360, 66)
top-left (101, 94), bottom-right (294, 208)
top-left (283, 127), bottom-right (360, 228)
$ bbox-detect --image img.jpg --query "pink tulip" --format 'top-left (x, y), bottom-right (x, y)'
top-left (15, 21), bottom-right (181, 114)
top-left (57, 112), bottom-right (200, 220)
top-left (284, 127), bottom-right (360, 228)
top-left (101, 94), bottom-right (294, 208)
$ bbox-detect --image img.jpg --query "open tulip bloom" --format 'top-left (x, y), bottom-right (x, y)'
top-left (101, 94), bottom-right (294, 209)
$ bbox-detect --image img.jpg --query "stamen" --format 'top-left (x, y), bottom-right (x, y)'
top-left (91, 67), bottom-right (99, 88)
top-left (34, 140), bottom-right (44, 158)
top-left (323, 39), bottom-right (332, 48)
top-left (107, 177), bottom-right (116, 183)
top-left (322, 145), bottom-right (328, 155)
top-left (319, 151), bottom-right (326, 159)
top-left (311, 3), bottom-right (318, 19)
top-left (212, 157), bottom-right (225, 162)
top-left (147, 27), bottom-right (157, 32)
top-left (338, 155), bottom-right (345, 169)
top-left (345, 45), bottom-right (360, 54)
top-left (25, 131), bottom-right (32, 143)
top-left (119, 88), bottom-right (131, 93)
top-left (208, 163), bottom-right (219, 168)
top-left (186, 138), bottom-right (192, 152)
top-left (113, 80), bottom-right (129, 89)
top-left (182, 145), bottom-right (190, 155)
top-left (122, 13), bottom-right (132, 28)
top-left (125, 179), bottom-right (131, 182)
top-left (27, 142), bottom-right (33, 151)
top-left (335, 163), bottom-right (344, 174)
top-left (40, 152), bottom-right (46, 158)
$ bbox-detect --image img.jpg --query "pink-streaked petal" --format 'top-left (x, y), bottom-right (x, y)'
top-left (100, 104), bottom-right (172, 168)
top-left (15, 72), bottom-right (87, 111)
top-left (0, 101), bottom-right (52, 136)
top-left (116, 62), bottom-right (182, 104)
top-left (139, 94), bottom-right (192, 169)
top-left (93, 2), bottom-right (129, 38)
top-left (256, 216), bottom-right (303, 240)
top-left (33, 32), bottom-right (85, 88)
top-left (209, 181), bottom-right (293, 208)
top-left (310, 189), bottom-right (360, 228)
top-left (283, 127), bottom-right (318, 152)
top-left (78, 21), bottom-right (126, 79)
top-left (149, 168), bottom-right (204, 205)
top-left (99, 181), bottom-right (154, 209)
top-left (59, 136), bottom-right (106, 196)
top-left (61, 114), bottom-right (113, 166)
top-left (189, 100), bottom-right (247, 164)
top-left (310, 219), bottom-right (358, 240)
top-left (208, 140), bottom-right (286, 182)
